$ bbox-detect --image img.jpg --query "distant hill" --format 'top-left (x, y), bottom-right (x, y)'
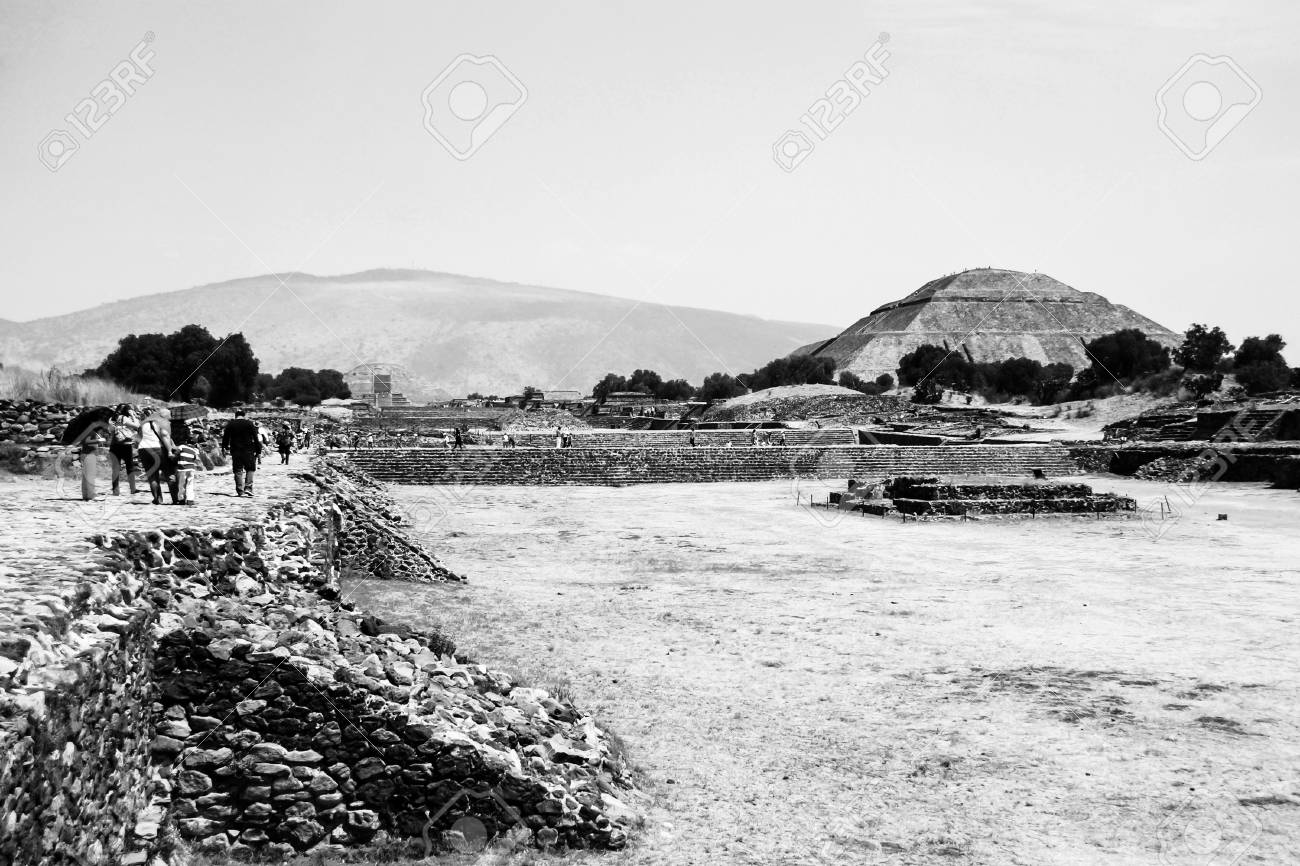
top-left (0, 270), bottom-right (835, 399)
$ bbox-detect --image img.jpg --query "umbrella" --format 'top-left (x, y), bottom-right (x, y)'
top-left (60, 406), bottom-right (116, 446)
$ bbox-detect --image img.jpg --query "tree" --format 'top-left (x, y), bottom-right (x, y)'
top-left (257, 367), bottom-right (351, 406)
top-left (698, 372), bottom-right (746, 402)
top-left (467, 392), bottom-right (484, 400)
top-left (202, 333), bottom-right (259, 407)
top-left (1233, 334), bottom-right (1290, 395)
top-left (90, 325), bottom-right (259, 407)
top-left (911, 378), bottom-right (943, 404)
top-left (592, 373), bottom-right (628, 403)
top-left (657, 378), bottom-right (696, 401)
top-left (1234, 334), bottom-right (1287, 367)
top-left (627, 369), bottom-right (663, 396)
top-left (875, 373), bottom-right (894, 391)
top-left (744, 355), bottom-right (836, 391)
top-left (1083, 329), bottom-right (1170, 382)
top-left (191, 375), bottom-right (211, 404)
top-left (1173, 324), bottom-right (1234, 372)
top-left (1035, 362), bottom-right (1074, 405)
top-left (897, 344), bottom-right (975, 390)
top-left (991, 357), bottom-right (1044, 397)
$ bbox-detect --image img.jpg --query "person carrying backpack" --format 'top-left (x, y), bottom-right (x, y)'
top-left (275, 423), bottom-right (294, 464)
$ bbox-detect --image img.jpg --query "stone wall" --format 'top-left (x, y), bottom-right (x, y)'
top-left (1068, 442), bottom-right (1300, 487)
top-left (340, 444), bottom-right (1080, 486)
top-left (0, 562), bottom-right (157, 866)
top-left (0, 458), bottom-right (639, 864)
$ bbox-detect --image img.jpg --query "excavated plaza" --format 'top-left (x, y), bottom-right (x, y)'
top-left (347, 476), bottom-right (1300, 865)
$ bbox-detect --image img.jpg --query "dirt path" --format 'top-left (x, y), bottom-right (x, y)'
top-left (347, 478), bottom-right (1300, 865)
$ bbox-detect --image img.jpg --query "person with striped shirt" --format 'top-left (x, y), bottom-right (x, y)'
top-left (174, 427), bottom-right (204, 505)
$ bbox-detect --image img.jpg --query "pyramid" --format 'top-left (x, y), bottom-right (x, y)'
top-left (796, 268), bottom-right (1180, 381)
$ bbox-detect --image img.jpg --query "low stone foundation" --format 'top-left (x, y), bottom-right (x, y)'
top-left (341, 444), bottom-right (1080, 486)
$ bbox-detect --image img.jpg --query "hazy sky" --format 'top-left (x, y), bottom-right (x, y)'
top-left (2, 1), bottom-right (1296, 355)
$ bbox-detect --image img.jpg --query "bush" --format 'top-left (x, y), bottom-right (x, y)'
top-left (875, 373), bottom-right (894, 391)
top-left (1129, 367), bottom-right (1185, 397)
top-left (1182, 371), bottom-right (1223, 399)
top-left (838, 371), bottom-right (885, 395)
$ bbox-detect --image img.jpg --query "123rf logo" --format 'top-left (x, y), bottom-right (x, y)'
top-left (38, 34), bottom-right (157, 172)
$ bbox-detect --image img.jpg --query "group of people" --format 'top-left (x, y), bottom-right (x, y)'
top-left (72, 406), bottom-right (304, 504)
top-left (74, 404), bottom-right (214, 505)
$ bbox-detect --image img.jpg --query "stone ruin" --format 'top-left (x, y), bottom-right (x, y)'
top-left (0, 459), bottom-right (640, 865)
top-left (827, 476), bottom-right (1137, 518)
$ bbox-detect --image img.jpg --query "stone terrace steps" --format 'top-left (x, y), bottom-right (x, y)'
top-left (506, 428), bottom-right (857, 449)
top-left (341, 444), bottom-right (1079, 486)
top-left (1212, 409), bottom-right (1286, 443)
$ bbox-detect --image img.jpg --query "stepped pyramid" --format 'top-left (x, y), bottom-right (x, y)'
top-left (795, 268), bottom-right (1179, 381)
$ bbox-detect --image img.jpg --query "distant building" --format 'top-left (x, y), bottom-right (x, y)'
top-left (345, 363), bottom-right (414, 408)
top-left (542, 390), bottom-right (582, 404)
top-left (605, 391), bottom-right (655, 406)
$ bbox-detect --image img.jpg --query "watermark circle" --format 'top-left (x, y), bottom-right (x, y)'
top-left (1182, 80), bottom-right (1222, 121)
top-left (448, 815), bottom-right (489, 853)
top-left (449, 80), bottom-right (489, 121)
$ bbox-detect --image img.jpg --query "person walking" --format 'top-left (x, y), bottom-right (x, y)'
top-left (257, 423), bottom-right (272, 466)
top-left (275, 423), bottom-right (294, 464)
top-left (221, 408), bottom-right (262, 497)
top-left (135, 407), bottom-right (177, 505)
top-left (78, 425), bottom-right (109, 501)
top-left (108, 404), bottom-right (140, 496)
top-left (452, 427), bottom-right (464, 450)
top-left (174, 428), bottom-right (204, 505)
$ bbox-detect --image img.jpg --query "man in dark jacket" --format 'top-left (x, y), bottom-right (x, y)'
top-left (221, 409), bottom-right (262, 497)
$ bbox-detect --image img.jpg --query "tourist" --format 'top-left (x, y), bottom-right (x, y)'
top-left (688, 430), bottom-right (696, 447)
top-left (555, 426), bottom-right (563, 448)
top-left (77, 424), bottom-right (109, 501)
top-left (221, 408), bottom-right (262, 497)
top-left (453, 427), bottom-right (464, 450)
top-left (174, 428), bottom-right (204, 505)
top-left (257, 423), bottom-right (272, 465)
top-left (275, 423), bottom-right (294, 464)
top-left (108, 404), bottom-right (140, 496)
top-left (135, 407), bottom-right (177, 505)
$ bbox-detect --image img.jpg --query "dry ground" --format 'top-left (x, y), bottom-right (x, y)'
top-left (346, 477), bottom-right (1300, 866)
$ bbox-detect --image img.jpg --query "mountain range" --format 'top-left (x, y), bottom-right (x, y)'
top-left (0, 270), bottom-right (836, 399)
